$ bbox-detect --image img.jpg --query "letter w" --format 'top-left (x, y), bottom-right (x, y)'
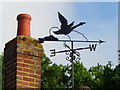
top-left (89, 44), bottom-right (97, 51)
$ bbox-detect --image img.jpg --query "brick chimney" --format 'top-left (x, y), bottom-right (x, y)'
top-left (4, 14), bottom-right (42, 89)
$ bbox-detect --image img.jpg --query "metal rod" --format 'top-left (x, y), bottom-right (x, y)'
top-left (55, 47), bottom-right (90, 53)
top-left (44, 40), bottom-right (105, 43)
top-left (49, 27), bottom-right (59, 35)
top-left (71, 41), bottom-right (74, 89)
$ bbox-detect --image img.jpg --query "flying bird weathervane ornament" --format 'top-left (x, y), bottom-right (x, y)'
top-left (38, 11), bottom-right (105, 89)
top-left (54, 12), bottom-right (85, 35)
top-left (49, 12), bottom-right (88, 40)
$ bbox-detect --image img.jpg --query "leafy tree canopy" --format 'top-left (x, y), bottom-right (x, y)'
top-left (1, 53), bottom-right (120, 89)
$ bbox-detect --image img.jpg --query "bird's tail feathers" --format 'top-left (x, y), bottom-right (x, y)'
top-left (72, 22), bottom-right (86, 30)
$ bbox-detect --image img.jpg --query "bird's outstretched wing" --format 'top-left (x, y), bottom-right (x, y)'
top-left (58, 12), bottom-right (68, 26)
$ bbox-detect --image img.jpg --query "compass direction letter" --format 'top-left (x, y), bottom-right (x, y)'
top-left (89, 44), bottom-right (97, 51)
top-left (50, 49), bottom-right (56, 57)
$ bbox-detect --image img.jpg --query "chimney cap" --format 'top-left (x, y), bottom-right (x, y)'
top-left (17, 14), bottom-right (31, 37)
top-left (17, 14), bottom-right (31, 21)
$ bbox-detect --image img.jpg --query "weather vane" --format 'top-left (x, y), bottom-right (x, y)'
top-left (38, 11), bottom-right (105, 89)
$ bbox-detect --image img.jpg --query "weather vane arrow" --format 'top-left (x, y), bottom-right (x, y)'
top-left (38, 11), bottom-right (105, 89)
top-left (38, 37), bottom-right (105, 44)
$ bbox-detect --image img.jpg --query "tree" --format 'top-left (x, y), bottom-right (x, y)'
top-left (1, 52), bottom-right (120, 89)
top-left (102, 61), bottom-right (114, 89)
top-left (113, 64), bottom-right (120, 89)
top-left (66, 61), bottom-right (93, 89)
top-left (101, 61), bottom-right (120, 89)
top-left (0, 53), bottom-right (4, 90)
top-left (89, 63), bottom-right (104, 89)
top-left (73, 61), bottom-right (92, 88)
top-left (41, 53), bottom-right (69, 88)
top-left (89, 61), bottom-right (120, 90)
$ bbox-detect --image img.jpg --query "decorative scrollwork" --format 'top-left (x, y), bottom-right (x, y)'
top-left (74, 51), bottom-right (81, 61)
top-left (66, 56), bottom-right (71, 61)
top-left (65, 50), bottom-right (81, 62)
top-left (75, 51), bottom-right (80, 57)
top-left (66, 51), bottom-right (70, 55)
top-left (66, 51), bottom-right (72, 61)
top-left (76, 57), bottom-right (81, 61)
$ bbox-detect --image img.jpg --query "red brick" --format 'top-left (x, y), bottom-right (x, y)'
top-left (37, 58), bottom-right (42, 61)
top-left (29, 60), bottom-right (35, 64)
top-left (36, 70), bottom-right (41, 74)
top-left (17, 58), bottom-right (22, 62)
top-left (17, 84), bottom-right (23, 88)
top-left (29, 74), bottom-right (40, 79)
top-left (17, 44), bottom-right (21, 48)
top-left (17, 67), bottom-right (22, 71)
top-left (30, 56), bottom-right (34, 59)
top-left (17, 63), bottom-right (29, 68)
top-left (38, 49), bottom-right (43, 52)
top-left (17, 71), bottom-right (28, 76)
top-left (22, 86), bottom-right (30, 88)
top-left (23, 51), bottom-right (30, 55)
top-left (17, 80), bottom-right (28, 86)
top-left (23, 77), bottom-right (34, 82)
top-left (35, 61), bottom-right (40, 65)
top-left (17, 75), bottom-right (23, 80)
top-left (29, 65), bottom-right (40, 70)
top-left (24, 59), bottom-right (29, 63)
top-left (17, 40), bottom-right (22, 44)
top-left (23, 63), bottom-right (29, 68)
top-left (17, 63), bottom-right (23, 67)
top-left (17, 54), bottom-right (26, 58)
top-left (35, 79), bottom-right (40, 83)
top-left (23, 68), bottom-right (34, 73)
top-left (38, 53), bottom-right (42, 57)
top-left (25, 42), bottom-right (32, 46)
top-left (4, 36), bottom-right (42, 89)
top-left (24, 60), bottom-right (35, 64)
top-left (24, 55), bottom-right (30, 59)
top-left (29, 83), bottom-right (40, 87)
top-left (30, 52), bottom-right (34, 56)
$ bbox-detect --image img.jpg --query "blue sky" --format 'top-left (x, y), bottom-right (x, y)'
top-left (1, 2), bottom-right (118, 68)
top-left (49, 2), bottom-right (118, 68)
top-left (72, 2), bottom-right (117, 20)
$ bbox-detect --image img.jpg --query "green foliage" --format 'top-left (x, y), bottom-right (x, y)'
top-left (0, 53), bottom-right (4, 90)
top-left (112, 64), bottom-right (120, 88)
top-left (102, 62), bottom-right (120, 89)
top-left (89, 61), bottom-right (120, 90)
top-left (89, 63), bottom-right (104, 89)
top-left (1, 52), bottom-right (120, 89)
top-left (41, 54), bottom-right (120, 89)
top-left (73, 61), bottom-right (93, 88)
top-left (41, 53), bottom-right (69, 88)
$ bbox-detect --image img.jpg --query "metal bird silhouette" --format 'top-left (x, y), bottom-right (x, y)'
top-left (53, 12), bottom-right (86, 35)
